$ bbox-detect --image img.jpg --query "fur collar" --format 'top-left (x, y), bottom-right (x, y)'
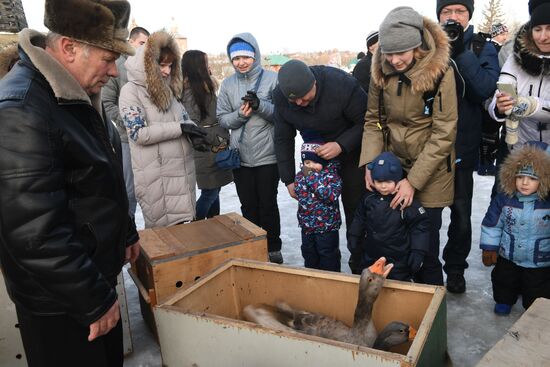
top-left (499, 145), bottom-right (550, 200)
top-left (144, 31), bottom-right (182, 112)
top-left (371, 17), bottom-right (451, 94)
top-left (17, 29), bottom-right (102, 113)
top-left (513, 23), bottom-right (550, 77)
top-left (0, 42), bottom-right (18, 79)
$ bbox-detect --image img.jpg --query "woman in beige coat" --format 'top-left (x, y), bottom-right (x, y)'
top-left (360, 7), bottom-right (458, 285)
top-left (120, 31), bottom-right (207, 228)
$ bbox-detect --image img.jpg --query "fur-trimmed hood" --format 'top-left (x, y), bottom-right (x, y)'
top-left (0, 42), bottom-right (19, 79)
top-left (513, 22), bottom-right (550, 77)
top-left (499, 144), bottom-right (550, 200)
top-left (125, 30), bottom-right (182, 112)
top-left (371, 16), bottom-right (451, 94)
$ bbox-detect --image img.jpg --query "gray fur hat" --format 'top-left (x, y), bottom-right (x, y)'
top-left (44, 0), bottom-right (135, 56)
top-left (379, 7), bottom-right (424, 54)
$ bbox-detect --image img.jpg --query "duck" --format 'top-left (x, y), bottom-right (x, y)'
top-left (243, 257), bottom-right (416, 350)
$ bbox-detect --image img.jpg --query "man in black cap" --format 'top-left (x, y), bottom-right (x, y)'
top-left (0, 0), bottom-right (139, 365)
top-left (352, 30), bottom-right (379, 92)
top-left (273, 59), bottom-right (368, 273)
top-left (437, 0), bottom-right (500, 294)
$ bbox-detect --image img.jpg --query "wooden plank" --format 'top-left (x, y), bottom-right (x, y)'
top-left (477, 297), bottom-right (550, 367)
top-left (215, 213), bottom-right (260, 239)
top-left (138, 228), bottom-right (176, 260)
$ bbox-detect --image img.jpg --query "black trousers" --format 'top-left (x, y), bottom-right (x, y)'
top-left (16, 307), bottom-right (123, 367)
top-left (443, 166), bottom-right (474, 275)
top-left (233, 163), bottom-right (282, 252)
top-left (301, 230), bottom-right (341, 272)
top-left (415, 207), bottom-right (444, 285)
top-left (492, 256), bottom-right (550, 309)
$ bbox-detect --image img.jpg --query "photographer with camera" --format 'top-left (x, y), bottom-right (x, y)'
top-left (437, 0), bottom-right (500, 294)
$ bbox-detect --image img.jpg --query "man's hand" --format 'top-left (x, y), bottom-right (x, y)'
top-left (88, 300), bottom-right (120, 342)
top-left (390, 178), bottom-right (415, 209)
top-left (126, 241), bottom-right (140, 264)
top-left (286, 182), bottom-right (297, 200)
top-left (315, 142), bottom-right (342, 160)
top-left (365, 167), bottom-right (374, 191)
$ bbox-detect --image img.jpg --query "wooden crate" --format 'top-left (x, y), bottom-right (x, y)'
top-left (476, 297), bottom-right (550, 367)
top-left (129, 213), bottom-right (268, 335)
top-left (155, 259), bottom-right (447, 367)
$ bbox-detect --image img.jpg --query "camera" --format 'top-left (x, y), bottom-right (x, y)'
top-left (443, 19), bottom-right (463, 42)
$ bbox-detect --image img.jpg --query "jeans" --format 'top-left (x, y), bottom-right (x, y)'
top-left (443, 167), bottom-right (473, 275)
top-left (121, 141), bottom-right (137, 216)
top-left (301, 230), bottom-right (341, 272)
top-left (233, 164), bottom-right (282, 252)
top-left (415, 207), bottom-right (444, 285)
top-left (196, 188), bottom-right (221, 220)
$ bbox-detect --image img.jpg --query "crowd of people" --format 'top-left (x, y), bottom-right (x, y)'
top-left (0, 0), bottom-right (549, 365)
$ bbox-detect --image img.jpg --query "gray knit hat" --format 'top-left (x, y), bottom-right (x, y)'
top-left (379, 7), bottom-right (424, 54)
top-left (278, 59), bottom-right (315, 100)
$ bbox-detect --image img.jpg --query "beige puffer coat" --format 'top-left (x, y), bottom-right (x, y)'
top-left (360, 17), bottom-right (458, 208)
top-left (119, 31), bottom-right (196, 228)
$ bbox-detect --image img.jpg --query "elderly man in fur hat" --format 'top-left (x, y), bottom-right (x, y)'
top-left (0, 1), bottom-right (140, 366)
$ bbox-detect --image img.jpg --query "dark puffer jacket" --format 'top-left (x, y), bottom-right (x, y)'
top-left (0, 29), bottom-right (138, 326)
top-left (348, 191), bottom-right (430, 280)
top-left (274, 65), bottom-right (367, 185)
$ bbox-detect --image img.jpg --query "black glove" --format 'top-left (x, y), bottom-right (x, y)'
top-left (241, 90), bottom-right (260, 111)
top-left (443, 20), bottom-right (465, 58)
top-left (407, 250), bottom-right (424, 275)
top-left (180, 123), bottom-right (209, 152)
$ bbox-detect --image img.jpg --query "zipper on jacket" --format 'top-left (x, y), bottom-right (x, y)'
top-left (438, 92), bottom-right (442, 112)
top-left (397, 79), bottom-right (403, 96)
top-left (529, 84), bottom-right (533, 96)
top-left (538, 77), bottom-right (543, 97)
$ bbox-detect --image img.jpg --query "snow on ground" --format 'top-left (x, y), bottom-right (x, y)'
top-left (125, 144), bottom-right (523, 366)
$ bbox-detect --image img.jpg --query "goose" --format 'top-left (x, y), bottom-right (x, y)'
top-left (243, 257), bottom-right (416, 349)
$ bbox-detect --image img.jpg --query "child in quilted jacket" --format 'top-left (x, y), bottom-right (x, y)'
top-left (480, 142), bottom-right (550, 315)
top-left (295, 131), bottom-right (342, 272)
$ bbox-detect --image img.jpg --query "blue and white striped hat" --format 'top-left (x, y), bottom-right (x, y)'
top-left (229, 41), bottom-right (255, 60)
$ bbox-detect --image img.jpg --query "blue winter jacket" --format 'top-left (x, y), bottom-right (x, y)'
top-left (295, 161), bottom-right (342, 234)
top-left (217, 33), bottom-right (278, 167)
top-left (454, 26), bottom-right (500, 168)
top-left (480, 192), bottom-right (550, 268)
top-left (274, 66), bottom-right (367, 184)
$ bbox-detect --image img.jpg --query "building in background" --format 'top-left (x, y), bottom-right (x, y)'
top-left (0, 0), bottom-right (27, 33)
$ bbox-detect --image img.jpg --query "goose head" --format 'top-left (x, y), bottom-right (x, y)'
top-left (358, 257), bottom-right (393, 303)
top-left (373, 321), bottom-right (417, 351)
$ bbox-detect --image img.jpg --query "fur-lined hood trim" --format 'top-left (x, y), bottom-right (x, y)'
top-left (16, 29), bottom-right (102, 113)
top-left (499, 144), bottom-right (550, 200)
top-left (513, 22), bottom-right (550, 77)
top-left (0, 42), bottom-right (19, 79)
top-left (125, 30), bottom-right (182, 112)
top-left (371, 17), bottom-right (451, 94)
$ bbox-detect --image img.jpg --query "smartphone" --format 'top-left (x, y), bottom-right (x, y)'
top-left (497, 82), bottom-right (518, 99)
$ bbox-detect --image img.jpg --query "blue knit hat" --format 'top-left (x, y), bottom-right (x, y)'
top-left (229, 41), bottom-right (255, 60)
top-left (300, 130), bottom-right (327, 167)
top-left (368, 152), bottom-right (403, 183)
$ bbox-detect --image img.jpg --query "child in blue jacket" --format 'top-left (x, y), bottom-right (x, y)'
top-left (348, 152), bottom-right (430, 281)
top-left (481, 142), bottom-right (550, 315)
top-left (295, 132), bottom-right (342, 272)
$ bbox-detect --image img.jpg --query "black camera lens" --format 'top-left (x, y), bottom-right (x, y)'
top-left (443, 20), bottom-right (463, 42)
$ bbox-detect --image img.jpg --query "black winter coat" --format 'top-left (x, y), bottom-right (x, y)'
top-left (274, 66), bottom-right (367, 185)
top-left (0, 33), bottom-right (138, 326)
top-left (348, 191), bottom-right (430, 279)
top-left (352, 52), bottom-right (373, 93)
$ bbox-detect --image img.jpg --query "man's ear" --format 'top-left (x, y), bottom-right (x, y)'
top-left (59, 37), bottom-right (77, 63)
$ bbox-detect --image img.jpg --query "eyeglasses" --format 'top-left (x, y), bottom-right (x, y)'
top-left (440, 8), bottom-right (468, 16)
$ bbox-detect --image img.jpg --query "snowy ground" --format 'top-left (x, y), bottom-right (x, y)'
top-left (123, 163), bottom-right (524, 367)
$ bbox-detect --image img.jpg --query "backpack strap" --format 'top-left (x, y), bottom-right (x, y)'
top-left (422, 60), bottom-right (464, 116)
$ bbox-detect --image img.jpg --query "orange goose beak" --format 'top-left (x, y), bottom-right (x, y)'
top-left (367, 257), bottom-right (394, 278)
top-left (408, 326), bottom-right (417, 341)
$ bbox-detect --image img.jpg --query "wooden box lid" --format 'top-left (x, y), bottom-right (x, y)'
top-left (139, 213), bottom-right (266, 261)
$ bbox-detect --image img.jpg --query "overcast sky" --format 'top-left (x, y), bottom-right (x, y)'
top-left (22, 0), bottom-right (530, 54)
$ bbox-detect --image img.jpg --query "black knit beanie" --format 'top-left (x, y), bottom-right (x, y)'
top-left (529, 0), bottom-right (550, 27)
top-left (436, 0), bottom-right (474, 20)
